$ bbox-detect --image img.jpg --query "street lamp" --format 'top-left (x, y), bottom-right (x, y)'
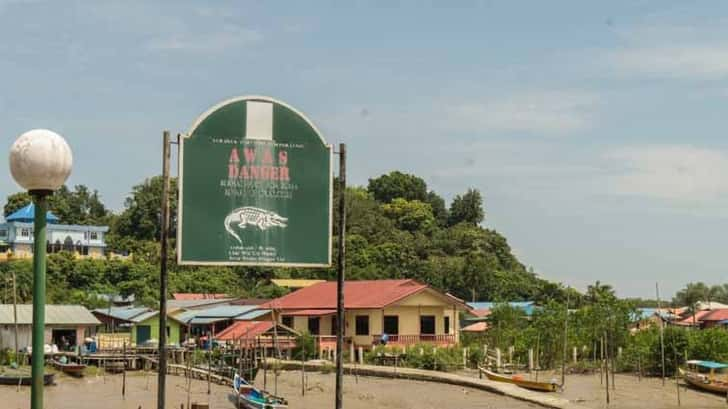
top-left (9, 129), bottom-right (72, 409)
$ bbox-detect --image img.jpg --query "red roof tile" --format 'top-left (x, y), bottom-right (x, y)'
top-left (675, 310), bottom-right (714, 326)
top-left (700, 309), bottom-right (728, 322)
top-left (462, 322), bottom-right (488, 332)
top-left (470, 308), bottom-right (491, 318)
top-left (215, 321), bottom-right (274, 341)
top-left (286, 309), bottom-right (337, 316)
top-left (262, 279), bottom-right (442, 310)
top-left (172, 293), bottom-right (229, 300)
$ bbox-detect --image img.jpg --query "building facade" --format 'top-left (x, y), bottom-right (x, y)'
top-left (263, 279), bottom-right (468, 351)
top-left (0, 203), bottom-right (108, 258)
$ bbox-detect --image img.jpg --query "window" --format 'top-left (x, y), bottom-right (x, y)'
top-left (383, 315), bottom-right (399, 335)
top-left (444, 316), bottom-right (450, 334)
top-left (282, 315), bottom-right (293, 328)
top-left (0, 229), bottom-right (6, 237)
top-left (355, 315), bottom-right (369, 336)
top-left (20, 228), bottom-right (29, 237)
top-left (330, 315), bottom-right (337, 336)
top-left (420, 315), bottom-right (435, 335)
top-left (90, 232), bottom-right (99, 240)
top-left (307, 317), bottom-right (320, 335)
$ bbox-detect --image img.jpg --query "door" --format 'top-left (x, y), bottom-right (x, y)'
top-left (136, 325), bottom-right (151, 344)
top-left (307, 317), bottom-right (320, 335)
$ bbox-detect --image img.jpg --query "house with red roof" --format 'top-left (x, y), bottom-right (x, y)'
top-left (261, 279), bottom-right (469, 350)
top-left (673, 309), bottom-right (718, 328)
top-left (698, 309), bottom-right (728, 328)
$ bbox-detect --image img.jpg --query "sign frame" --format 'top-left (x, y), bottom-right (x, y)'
top-left (177, 95), bottom-right (333, 267)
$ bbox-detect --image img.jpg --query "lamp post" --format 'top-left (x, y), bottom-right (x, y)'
top-left (9, 129), bottom-right (72, 409)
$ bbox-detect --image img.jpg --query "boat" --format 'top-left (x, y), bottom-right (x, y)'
top-left (232, 373), bottom-right (288, 409)
top-left (0, 372), bottom-right (54, 386)
top-left (681, 360), bottom-right (728, 394)
top-left (479, 367), bottom-right (559, 392)
top-left (50, 359), bottom-right (86, 377)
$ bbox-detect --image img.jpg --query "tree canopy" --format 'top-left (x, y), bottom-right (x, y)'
top-left (1, 170), bottom-right (572, 306)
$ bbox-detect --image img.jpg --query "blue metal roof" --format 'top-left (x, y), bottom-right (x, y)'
top-left (687, 360), bottom-right (728, 369)
top-left (93, 307), bottom-right (151, 321)
top-left (193, 305), bottom-right (258, 318)
top-left (6, 203), bottom-right (59, 223)
top-left (467, 301), bottom-right (537, 316)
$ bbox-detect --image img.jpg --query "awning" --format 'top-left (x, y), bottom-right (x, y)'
top-left (285, 309), bottom-right (336, 316)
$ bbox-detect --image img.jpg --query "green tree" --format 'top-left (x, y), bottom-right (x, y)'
top-left (50, 185), bottom-right (112, 225)
top-left (3, 192), bottom-right (31, 217)
top-left (367, 171), bottom-right (428, 203)
top-left (448, 188), bottom-right (484, 226)
top-left (381, 198), bottom-right (435, 232)
top-left (426, 191), bottom-right (448, 227)
top-left (112, 176), bottom-right (178, 242)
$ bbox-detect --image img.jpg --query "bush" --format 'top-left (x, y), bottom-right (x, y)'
top-left (292, 332), bottom-right (315, 361)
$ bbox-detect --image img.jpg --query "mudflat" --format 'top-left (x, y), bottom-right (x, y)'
top-left (0, 370), bottom-right (542, 409)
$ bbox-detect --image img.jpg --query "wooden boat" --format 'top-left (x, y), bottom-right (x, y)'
top-left (681, 360), bottom-right (728, 394)
top-left (479, 367), bottom-right (559, 392)
top-left (232, 373), bottom-right (288, 409)
top-left (0, 372), bottom-right (54, 386)
top-left (50, 359), bottom-right (86, 377)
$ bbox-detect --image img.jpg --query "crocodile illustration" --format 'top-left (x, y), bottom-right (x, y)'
top-left (224, 206), bottom-right (288, 244)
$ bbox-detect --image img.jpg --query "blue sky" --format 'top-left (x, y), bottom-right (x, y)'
top-left (2, 1), bottom-right (728, 298)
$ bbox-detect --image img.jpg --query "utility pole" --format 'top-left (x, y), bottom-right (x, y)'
top-left (13, 271), bottom-right (19, 356)
top-left (335, 143), bottom-right (346, 409)
top-left (656, 282), bottom-right (666, 386)
top-left (157, 130), bottom-right (172, 409)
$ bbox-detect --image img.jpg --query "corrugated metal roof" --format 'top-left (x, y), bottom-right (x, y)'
top-left (0, 304), bottom-right (100, 325)
top-left (93, 307), bottom-right (151, 321)
top-left (215, 321), bottom-right (276, 341)
top-left (172, 293), bottom-right (229, 300)
top-left (235, 309), bottom-right (270, 321)
top-left (189, 317), bottom-right (228, 325)
top-left (193, 305), bottom-right (258, 318)
top-left (167, 298), bottom-right (236, 309)
top-left (130, 311), bottom-right (159, 323)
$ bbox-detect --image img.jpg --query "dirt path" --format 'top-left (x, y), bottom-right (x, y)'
top-left (1, 370), bottom-right (542, 409)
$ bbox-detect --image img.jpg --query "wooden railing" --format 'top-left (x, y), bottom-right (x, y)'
top-left (371, 334), bottom-right (456, 346)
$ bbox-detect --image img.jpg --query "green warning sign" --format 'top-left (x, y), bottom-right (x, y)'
top-left (178, 96), bottom-right (332, 266)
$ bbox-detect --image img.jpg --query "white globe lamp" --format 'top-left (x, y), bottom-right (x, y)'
top-left (9, 129), bottom-right (72, 193)
top-left (8, 128), bottom-right (72, 409)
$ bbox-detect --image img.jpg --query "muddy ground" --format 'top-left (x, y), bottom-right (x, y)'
top-left (0, 370), bottom-right (541, 409)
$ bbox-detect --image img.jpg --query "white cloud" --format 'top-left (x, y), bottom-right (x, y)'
top-left (606, 145), bottom-right (728, 201)
top-left (608, 45), bottom-right (728, 80)
top-left (442, 91), bottom-right (598, 135)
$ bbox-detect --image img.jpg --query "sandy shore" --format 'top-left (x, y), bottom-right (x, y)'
top-left (1, 370), bottom-right (541, 409)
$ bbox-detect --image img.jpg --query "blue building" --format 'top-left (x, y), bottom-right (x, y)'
top-left (0, 203), bottom-right (109, 258)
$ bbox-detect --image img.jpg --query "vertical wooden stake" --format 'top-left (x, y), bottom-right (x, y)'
top-left (122, 341), bottom-right (127, 398)
top-left (604, 333), bottom-right (610, 405)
